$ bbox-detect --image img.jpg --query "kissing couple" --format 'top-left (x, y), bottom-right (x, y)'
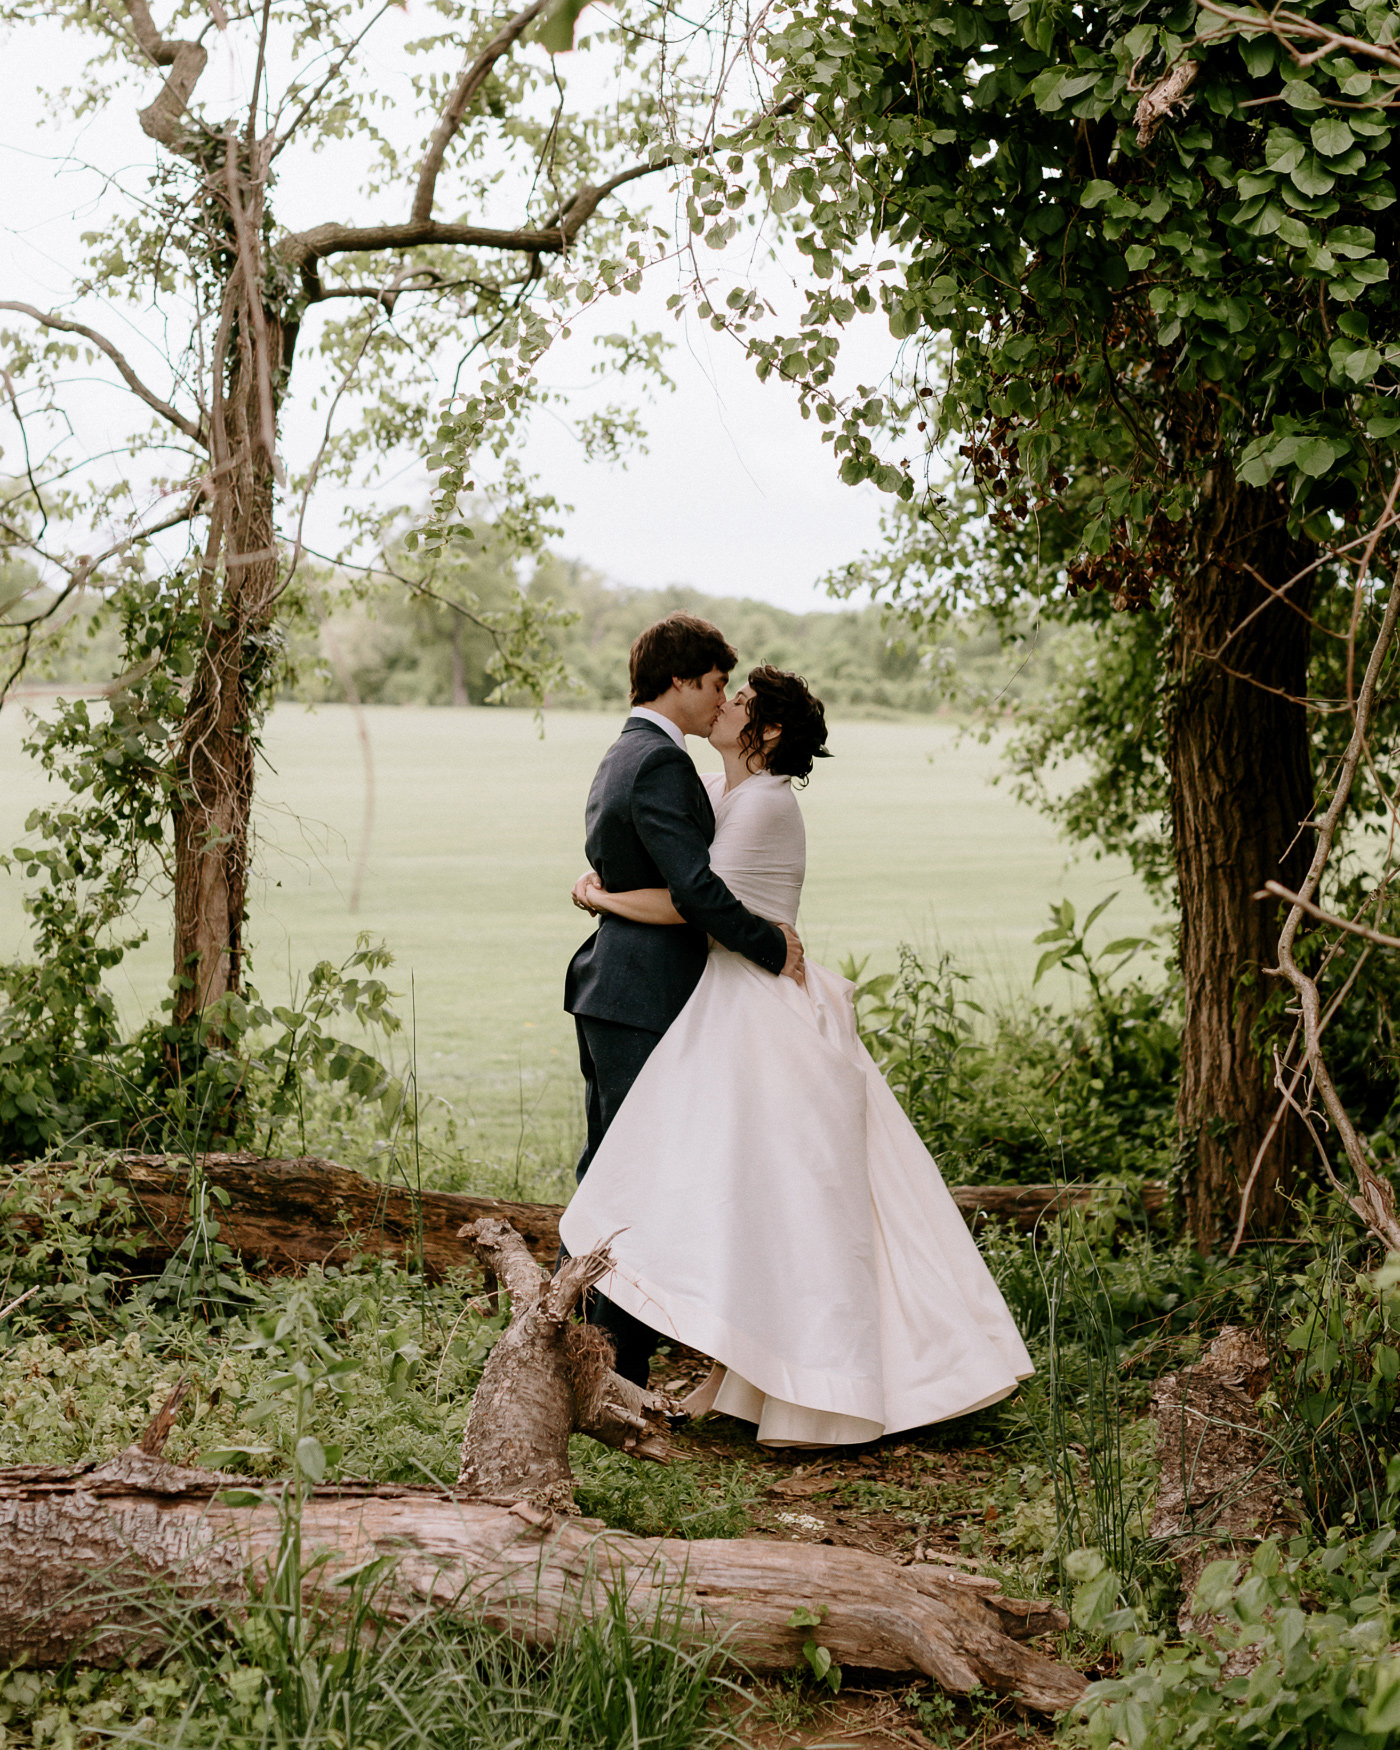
top-left (560, 612), bottom-right (1031, 1447)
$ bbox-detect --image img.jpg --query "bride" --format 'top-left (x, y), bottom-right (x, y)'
top-left (559, 666), bottom-right (1032, 1447)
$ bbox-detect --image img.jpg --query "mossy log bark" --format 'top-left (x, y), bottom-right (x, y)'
top-left (0, 1450), bottom-right (1083, 1711)
top-left (4, 1154), bottom-right (1167, 1282)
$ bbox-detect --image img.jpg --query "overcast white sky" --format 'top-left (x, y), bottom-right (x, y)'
top-left (1, 11), bottom-right (909, 613)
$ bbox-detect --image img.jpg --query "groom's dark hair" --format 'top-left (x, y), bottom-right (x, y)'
top-left (629, 613), bottom-right (737, 705)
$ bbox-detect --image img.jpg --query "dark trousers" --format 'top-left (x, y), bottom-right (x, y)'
top-left (563, 1012), bottom-right (664, 1387)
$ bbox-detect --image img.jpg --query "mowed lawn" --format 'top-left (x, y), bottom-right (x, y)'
top-left (0, 702), bottom-right (1158, 1172)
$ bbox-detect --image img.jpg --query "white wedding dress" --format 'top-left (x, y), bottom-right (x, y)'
top-left (559, 770), bottom-right (1033, 1446)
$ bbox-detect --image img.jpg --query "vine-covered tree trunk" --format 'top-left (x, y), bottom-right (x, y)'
top-left (171, 164), bottom-right (289, 1028)
top-left (1169, 466), bottom-right (1315, 1247)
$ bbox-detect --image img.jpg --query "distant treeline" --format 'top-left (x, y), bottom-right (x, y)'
top-left (291, 558), bottom-right (1056, 718)
top-left (11, 547), bottom-right (1056, 719)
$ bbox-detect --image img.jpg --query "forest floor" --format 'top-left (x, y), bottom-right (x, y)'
top-left (646, 1343), bottom-right (1067, 1750)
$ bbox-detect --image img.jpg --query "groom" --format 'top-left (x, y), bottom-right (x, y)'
top-left (564, 611), bottom-right (804, 1385)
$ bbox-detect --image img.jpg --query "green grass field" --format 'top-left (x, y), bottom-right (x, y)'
top-left (0, 701), bottom-right (1157, 1176)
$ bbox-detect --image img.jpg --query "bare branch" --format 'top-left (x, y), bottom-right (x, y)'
top-left (122, 0), bottom-right (211, 151)
top-left (271, 2), bottom-right (401, 158)
top-left (1, 369), bottom-right (49, 541)
top-left (1261, 880), bottom-right (1400, 951)
top-left (411, 0), bottom-right (554, 224)
top-left (1195, 0), bottom-right (1400, 74)
top-left (281, 165), bottom-right (665, 273)
top-left (0, 302), bottom-right (204, 446)
top-left (1271, 471), bottom-right (1400, 1252)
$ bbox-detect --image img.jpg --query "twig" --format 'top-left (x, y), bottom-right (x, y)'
top-left (0, 303), bottom-right (204, 444)
top-left (1260, 880), bottom-right (1400, 951)
top-left (0, 1285), bottom-right (41, 1324)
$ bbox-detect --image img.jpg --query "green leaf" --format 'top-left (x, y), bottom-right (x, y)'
top-left (1367, 414), bottom-right (1400, 438)
top-left (1328, 225), bottom-right (1376, 259)
top-left (537, 0), bottom-right (594, 54)
top-left (1102, 936), bottom-right (1152, 955)
top-left (1291, 154), bottom-right (1336, 197)
top-left (1311, 116), bottom-right (1355, 157)
top-left (1033, 946), bottom-right (1070, 984)
top-left (1238, 34), bottom-right (1274, 77)
top-left (1082, 892), bottom-right (1119, 933)
top-left (1343, 346), bottom-right (1381, 383)
top-left (1124, 245), bottom-right (1155, 271)
top-left (1192, 1560), bottom-right (1240, 1614)
top-left (1065, 1549), bottom-right (1104, 1582)
top-left (1072, 1569), bottom-right (1117, 1630)
top-left (1293, 436), bottom-right (1344, 477)
top-left (1366, 1658), bottom-right (1400, 1734)
top-left (788, 1604), bottom-right (826, 1627)
top-left (1264, 131), bottom-right (1306, 174)
top-left (1079, 179), bottom-right (1117, 209)
top-left (296, 1435), bottom-right (327, 1483)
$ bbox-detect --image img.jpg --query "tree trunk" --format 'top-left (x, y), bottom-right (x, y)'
top-left (0, 1452), bottom-right (1082, 1708)
top-left (172, 155), bottom-right (290, 1030)
top-left (1170, 466), bottom-right (1315, 1248)
top-left (450, 616), bottom-right (469, 706)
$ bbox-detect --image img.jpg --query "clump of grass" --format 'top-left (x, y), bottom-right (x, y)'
top-left (571, 1442), bottom-right (758, 1538)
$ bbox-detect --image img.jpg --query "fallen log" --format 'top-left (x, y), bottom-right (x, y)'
top-left (0, 1450), bottom-right (1084, 1712)
top-left (4, 1154), bottom-right (1167, 1283)
top-left (4, 1152), bottom-right (563, 1278)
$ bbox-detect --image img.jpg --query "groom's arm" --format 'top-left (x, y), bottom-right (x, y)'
top-left (631, 754), bottom-right (788, 976)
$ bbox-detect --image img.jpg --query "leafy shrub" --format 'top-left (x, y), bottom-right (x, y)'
top-left (1068, 1519), bottom-right (1400, 1750)
top-left (846, 907), bottom-right (1180, 1188)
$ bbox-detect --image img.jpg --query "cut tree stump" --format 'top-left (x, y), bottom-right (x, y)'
top-left (1150, 1325), bottom-right (1298, 1640)
top-left (0, 1451), bottom-right (1083, 1710)
top-left (4, 1154), bottom-right (1167, 1282)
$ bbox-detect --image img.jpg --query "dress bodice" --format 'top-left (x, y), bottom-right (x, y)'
top-left (702, 770), bottom-right (805, 928)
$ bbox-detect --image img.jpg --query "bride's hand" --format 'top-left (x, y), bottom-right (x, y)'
top-left (572, 871), bottom-right (606, 914)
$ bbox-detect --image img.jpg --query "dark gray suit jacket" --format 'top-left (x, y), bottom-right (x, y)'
top-left (564, 718), bottom-right (788, 1033)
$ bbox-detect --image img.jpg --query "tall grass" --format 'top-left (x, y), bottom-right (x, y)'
top-left (21, 1534), bottom-right (745, 1750)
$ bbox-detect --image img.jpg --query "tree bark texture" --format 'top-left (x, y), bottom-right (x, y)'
top-left (1170, 467), bottom-right (1315, 1247)
top-left (0, 1451), bottom-right (1084, 1711)
top-left (4, 1155), bottom-right (1168, 1281)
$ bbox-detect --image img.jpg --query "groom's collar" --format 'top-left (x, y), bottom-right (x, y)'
top-left (627, 706), bottom-right (687, 751)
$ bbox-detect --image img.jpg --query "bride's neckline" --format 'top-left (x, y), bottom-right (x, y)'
top-left (717, 769), bottom-right (789, 798)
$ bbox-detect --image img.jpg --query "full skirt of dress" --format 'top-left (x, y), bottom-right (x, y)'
top-left (558, 946), bottom-right (1033, 1445)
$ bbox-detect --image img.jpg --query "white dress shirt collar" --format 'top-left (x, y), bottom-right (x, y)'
top-left (628, 705), bottom-right (687, 751)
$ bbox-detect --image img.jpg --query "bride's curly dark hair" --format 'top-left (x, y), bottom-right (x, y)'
top-left (738, 665), bottom-right (831, 785)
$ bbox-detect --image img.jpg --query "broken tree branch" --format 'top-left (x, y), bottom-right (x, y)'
top-left (454, 1220), bottom-right (680, 1506)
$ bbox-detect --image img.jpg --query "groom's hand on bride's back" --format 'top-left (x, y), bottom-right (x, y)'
top-left (780, 924), bottom-right (806, 988)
